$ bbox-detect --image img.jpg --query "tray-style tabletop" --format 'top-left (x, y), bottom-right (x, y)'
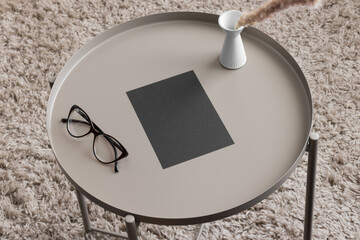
top-left (47, 12), bottom-right (312, 225)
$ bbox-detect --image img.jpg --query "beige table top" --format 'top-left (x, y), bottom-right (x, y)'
top-left (47, 12), bottom-right (312, 224)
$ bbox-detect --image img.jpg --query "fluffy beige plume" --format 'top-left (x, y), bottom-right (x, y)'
top-left (235, 0), bottom-right (323, 29)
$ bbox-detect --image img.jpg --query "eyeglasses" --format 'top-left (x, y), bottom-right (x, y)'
top-left (61, 105), bottom-right (128, 173)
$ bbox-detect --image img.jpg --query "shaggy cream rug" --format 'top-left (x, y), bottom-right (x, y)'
top-left (0, 0), bottom-right (359, 239)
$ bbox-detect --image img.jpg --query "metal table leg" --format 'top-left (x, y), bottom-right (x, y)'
top-left (304, 132), bottom-right (319, 240)
top-left (125, 215), bottom-right (139, 240)
top-left (75, 189), bottom-right (131, 239)
top-left (75, 189), bottom-right (92, 233)
top-left (195, 224), bottom-right (205, 240)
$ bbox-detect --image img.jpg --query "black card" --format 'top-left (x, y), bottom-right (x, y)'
top-left (127, 70), bottom-right (234, 169)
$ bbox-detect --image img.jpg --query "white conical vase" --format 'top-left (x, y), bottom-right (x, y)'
top-left (218, 10), bottom-right (247, 70)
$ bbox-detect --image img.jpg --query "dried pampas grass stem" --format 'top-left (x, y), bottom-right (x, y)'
top-left (235, 0), bottom-right (322, 29)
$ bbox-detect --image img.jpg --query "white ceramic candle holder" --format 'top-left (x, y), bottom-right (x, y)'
top-left (218, 10), bottom-right (247, 70)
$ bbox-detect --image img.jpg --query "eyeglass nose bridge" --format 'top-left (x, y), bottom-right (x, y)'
top-left (89, 125), bottom-right (102, 137)
top-left (89, 121), bottom-right (105, 136)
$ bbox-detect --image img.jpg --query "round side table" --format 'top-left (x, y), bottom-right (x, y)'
top-left (47, 12), bottom-right (318, 240)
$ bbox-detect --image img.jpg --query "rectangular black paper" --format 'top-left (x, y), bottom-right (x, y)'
top-left (127, 70), bottom-right (234, 169)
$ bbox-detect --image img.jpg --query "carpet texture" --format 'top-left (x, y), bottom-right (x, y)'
top-left (0, 0), bottom-right (359, 239)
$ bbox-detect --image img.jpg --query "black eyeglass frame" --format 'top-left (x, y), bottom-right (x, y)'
top-left (61, 104), bottom-right (128, 173)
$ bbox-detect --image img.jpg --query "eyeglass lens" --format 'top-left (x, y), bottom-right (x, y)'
top-left (94, 135), bottom-right (123, 163)
top-left (68, 108), bottom-right (91, 137)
